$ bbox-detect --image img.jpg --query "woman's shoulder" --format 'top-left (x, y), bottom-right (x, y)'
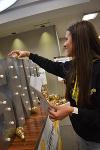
top-left (64, 60), bottom-right (73, 68)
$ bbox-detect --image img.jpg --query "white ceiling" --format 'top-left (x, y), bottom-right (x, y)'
top-left (0, 0), bottom-right (99, 39)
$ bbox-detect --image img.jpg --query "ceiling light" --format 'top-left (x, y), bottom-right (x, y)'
top-left (0, 0), bottom-right (18, 12)
top-left (82, 12), bottom-right (98, 21)
top-left (98, 36), bottom-right (100, 39)
top-left (11, 32), bottom-right (17, 35)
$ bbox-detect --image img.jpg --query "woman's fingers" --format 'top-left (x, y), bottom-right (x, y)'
top-left (48, 103), bottom-right (58, 111)
top-left (49, 111), bottom-right (57, 122)
top-left (49, 109), bottom-right (56, 116)
top-left (8, 50), bottom-right (30, 58)
top-left (49, 116), bottom-right (56, 122)
top-left (49, 113), bottom-right (55, 119)
top-left (18, 53), bottom-right (23, 58)
top-left (8, 50), bottom-right (19, 55)
top-left (48, 109), bottom-right (58, 120)
top-left (8, 50), bottom-right (20, 57)
top-left (8, 51), bottom-right (23, 58)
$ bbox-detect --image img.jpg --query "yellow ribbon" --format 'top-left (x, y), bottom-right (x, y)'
top-left (72, 76), bottom-right (79, 105)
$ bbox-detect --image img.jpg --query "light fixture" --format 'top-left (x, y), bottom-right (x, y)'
top-left (13, 75), bottom-right (18, 79)
top-left (11, 32), bottom-right (17, 35)
top-left (14, 92), bottom-right (19, 95)
top-left (2, 100), bottom-right (7, 104)
top-left (5, 107), bottom-right (11, 111)
top-left (0, 74), bottom-right (4, 78)
top-left (17, 85), bottom-right (22, 88)
top-left (82, 12), bottom-right (98, 21)
top-left (5, 138), bottom-right (11, 141)
top-left (9, 121), bottom-right (15, 125)
top-left (23, 87), bottom-right (27, 90)
top-left (21, 93), bottom-right (25, 96)
top-left (9, 65), bottom-right (14, 69)
top-left (0, 0), bottom-right (18, 12)
top-left (99, 36), bottom-right (100, 39)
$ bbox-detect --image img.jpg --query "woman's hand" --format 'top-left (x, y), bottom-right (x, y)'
top-left (48, 104), bottom-right (74, 121)
top-left (8, 50), bottom-right (30, 58)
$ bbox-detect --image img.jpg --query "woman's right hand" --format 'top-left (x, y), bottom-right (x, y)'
top-left (8, 50), bottom-right (30, 58)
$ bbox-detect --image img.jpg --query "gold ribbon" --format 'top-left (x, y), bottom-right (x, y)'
top-left (72, 76), bottom-right (79, 105)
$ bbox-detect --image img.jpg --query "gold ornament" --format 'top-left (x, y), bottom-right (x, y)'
top-left (16, 127), bottom-right (25, 140)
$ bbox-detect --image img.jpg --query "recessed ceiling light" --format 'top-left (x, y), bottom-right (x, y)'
top-left (82, 12), bottom-right (98, 21)
top-left (40, 25), bottom-right (45, 28)
top-left (0, 0), bottom-right (18, 12)
top-left (11, 32), bottom-right (16, 35)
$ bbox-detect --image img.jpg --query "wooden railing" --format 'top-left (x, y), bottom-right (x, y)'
top-left (8, 107), bottom-right (47, 150)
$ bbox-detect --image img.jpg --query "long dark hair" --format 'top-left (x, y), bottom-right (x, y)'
top-left (66, 21), bottom-right (100, 106)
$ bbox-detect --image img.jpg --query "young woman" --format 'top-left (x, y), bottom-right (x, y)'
top-left (9, 21), bottom-right (100, 150)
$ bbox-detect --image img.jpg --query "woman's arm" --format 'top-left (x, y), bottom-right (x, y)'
top-left (8, 50), bottom-right (72, 79)
top-left (29, 53), bottom-right (71, 79)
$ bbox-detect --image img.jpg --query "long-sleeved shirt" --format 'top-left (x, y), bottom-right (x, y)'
top-left (29, 53), bottom-right (100, 143)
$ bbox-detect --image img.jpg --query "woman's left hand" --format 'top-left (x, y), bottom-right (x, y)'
top-left (48, 104), bottom-right (74, 121)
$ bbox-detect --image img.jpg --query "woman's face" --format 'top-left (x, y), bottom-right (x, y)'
top-left (63, 31), bottom-right (74, 57)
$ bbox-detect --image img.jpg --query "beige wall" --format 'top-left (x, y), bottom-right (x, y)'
top-left (0, 25), bottom-right (65, 96)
